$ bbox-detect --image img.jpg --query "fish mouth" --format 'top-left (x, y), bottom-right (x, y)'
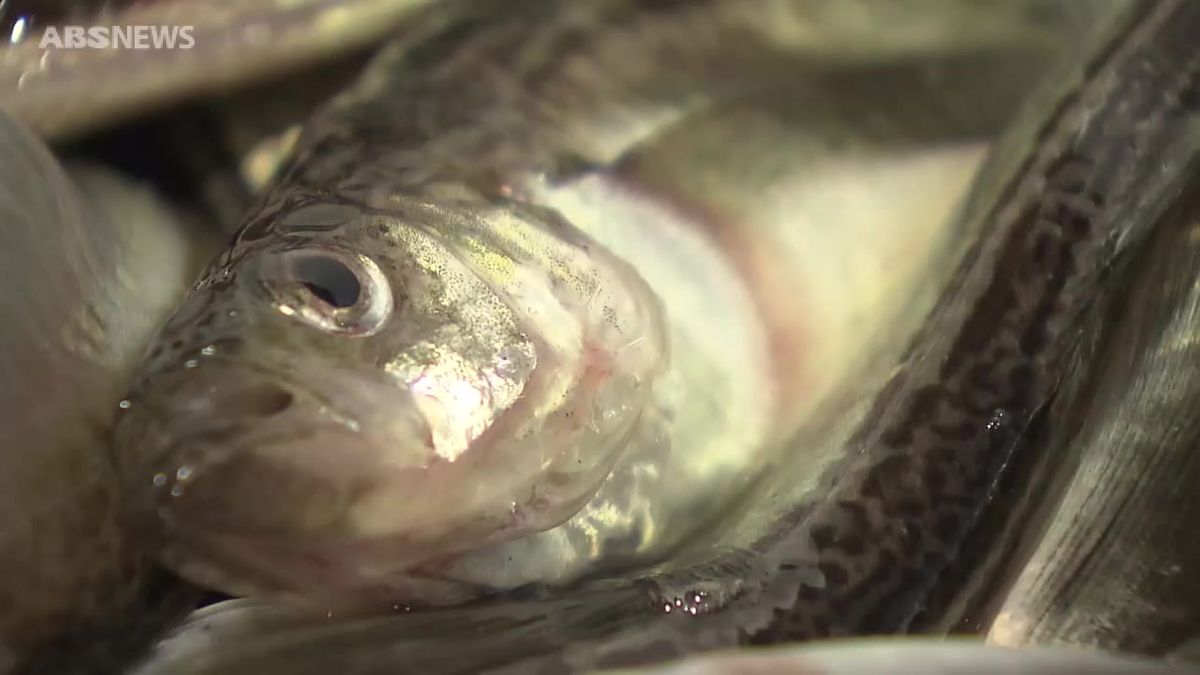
top-left (113, 355), bottom-right (619, 604)
top-left (112, 360), bottom-right (452, 594)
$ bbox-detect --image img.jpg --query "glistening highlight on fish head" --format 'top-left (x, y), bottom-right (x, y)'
top-left (112, 197), bottom-right (667, 604)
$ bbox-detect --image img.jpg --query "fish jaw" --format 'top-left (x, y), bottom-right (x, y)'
top-left (114, 198), bottom-right (668, 604)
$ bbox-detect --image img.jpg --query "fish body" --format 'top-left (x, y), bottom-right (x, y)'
top-left (0, 111), bottom-right (214, 671)
top-left (0, 0), bottom-right (1096, 141)
top-left (0, 0), bottom-right (440, 141)
top-left (606, 641), bottom-right (1199, 675)
top-left (985, 142), bottom-right (1200, 655)
top-left (111, 0), bottom-right (1062, 606)
top-left (105, 0), bottom-right (1200, 672)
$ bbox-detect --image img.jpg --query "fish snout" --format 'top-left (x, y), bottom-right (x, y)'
top-left (110, 362), bottom-right (493, 599)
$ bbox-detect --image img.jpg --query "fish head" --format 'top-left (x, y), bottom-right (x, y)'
top-left (112, 198), bottom-right (667, 601)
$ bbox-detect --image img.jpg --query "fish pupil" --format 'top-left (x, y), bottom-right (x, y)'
top-left (293, 255), bottom-right (361, 309)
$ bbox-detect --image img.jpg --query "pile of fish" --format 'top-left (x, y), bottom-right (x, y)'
top-left (0, 0), bottom-right (1198, 673)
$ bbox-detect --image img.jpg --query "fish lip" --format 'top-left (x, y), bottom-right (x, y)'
top-left (113, 414), bottom-right (450, 600)
top-left (112, 357), bottom-right (447, 581)
top-left (121, 354), bottom-right (367, 448)
top-left (112, 360), bottom-right (369, 530)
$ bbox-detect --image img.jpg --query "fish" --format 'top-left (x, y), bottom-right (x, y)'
top-left (0, 0), bottom-right (1103, 142)
top-left (0, 0), bottom-right (440, 141)
top-left (0, 109), bottom-right (215, 673)
top-left (604, 641), bottom-right (1198, 674)
top-left (981, 136), bottom-right (1200, 655)
top-left (110, 0), bottom-right (1070, 604)
top-left (111, 0), bottom-right (1200, 672)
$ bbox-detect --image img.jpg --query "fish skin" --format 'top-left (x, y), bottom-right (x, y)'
top-left (133, 602), bottom-right (1198, 675)
top-left (273, 0), bottom-right (1195, 650)
top-left (984, 149), bottom-right (1200, 656)
top-left (119, 69), bottom-right (1020, 674)
top-left (488, 52), bottom-right (1033, 592)
top-left (0, 111), bottom-right (214, 672)
top-left (119, 0), bottom-right (1200, 672)
top-left (0, 110), bottom-right (137, 662)
top-left (0, 0), bottom-right (1097, 142)
top-left (113, 134), bottom-right (670, 604)
top-left (122, 5), bottom-right (1115, 675)
top-left (112, 0), bottom-right (1085, 609)
top-left (0, 0), bottom-right (440, 141)
top-left (599, 641), bottom-right (1200, 675)
top-left (388, 0), bottom-right (1200, 661)
top-left (703, 0), bottom-right (1200, 644)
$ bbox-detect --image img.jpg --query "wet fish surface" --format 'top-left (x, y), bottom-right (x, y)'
top-left (110, 0), bottom-right (1049, 594)
top-left (607, 640), bottom-right (1199, 675)
top-left (0, 0), bottom-right (439, 140)
top-left (16, 0), bottom-right (1192, 672)
top-left (0, 110), bottom-right (214, 673)
top-left (984, 128), bottom-right (1200, 655)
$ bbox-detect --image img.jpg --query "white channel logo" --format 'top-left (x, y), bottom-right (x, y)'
top-left (38, 25), bottom-right (196, 50)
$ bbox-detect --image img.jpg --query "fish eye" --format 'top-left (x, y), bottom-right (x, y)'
top-left (293, 254), bottom-right (361, 309)
top-left (254, 247), bottom-right (393, 336)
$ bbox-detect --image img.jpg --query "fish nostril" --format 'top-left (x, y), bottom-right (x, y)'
top-left (212, 383), bottom-right (295, 418)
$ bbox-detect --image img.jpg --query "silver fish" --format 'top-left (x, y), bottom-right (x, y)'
top-left (0, 110), bottom-right (214, 672)
top-left (604, 641), bottom-right (1198, 674)
top-left (0, 0), bottom-right (439, 140)
top-left (100, 0), bottom-right (1200, 672)
top-left (122, 54), bottom-right (1049, 675)
top-left (0, 0), bottom-right (1100, 141)
top-left (111, 0), bottom-right (1080, 603)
